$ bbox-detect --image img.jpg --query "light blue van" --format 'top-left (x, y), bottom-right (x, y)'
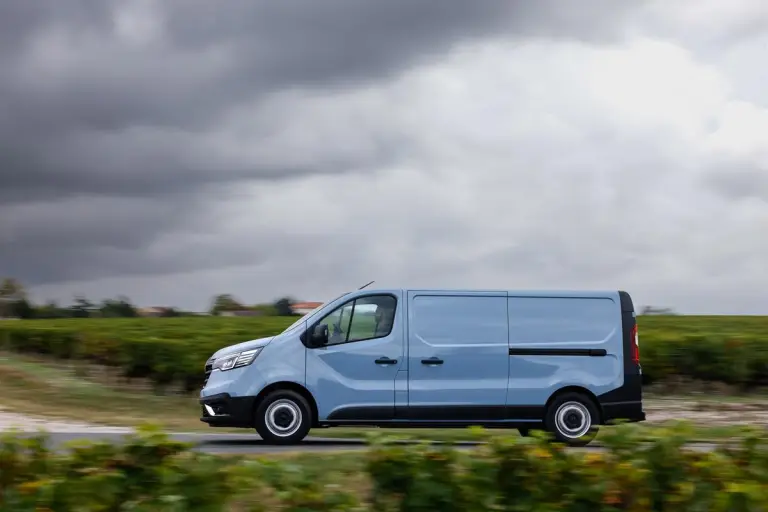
top-left (200, 288), bottom-right (644, 446)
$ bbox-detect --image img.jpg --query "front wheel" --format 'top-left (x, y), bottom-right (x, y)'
top-left (544, 392), bottom-right (599, 447)
top-left (254, 390), bottom-right (312, 445)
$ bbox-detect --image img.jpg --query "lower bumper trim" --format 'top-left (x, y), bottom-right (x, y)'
top-left (199, 393), bottom-right (256, 428)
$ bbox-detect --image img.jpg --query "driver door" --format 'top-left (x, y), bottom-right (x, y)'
top-left (305, 292), bottom-right (403, 422)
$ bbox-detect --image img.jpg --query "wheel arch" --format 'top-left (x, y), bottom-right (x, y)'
top-left (253, 381), bottom-right (319, 427)
top-left (545, 386), bottom-right (603, 424)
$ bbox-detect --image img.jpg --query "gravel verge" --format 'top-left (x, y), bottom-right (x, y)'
top-left (0, 407), bottom-right (133, 434)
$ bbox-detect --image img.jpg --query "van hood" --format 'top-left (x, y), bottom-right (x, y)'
top-left (211, 336), bottom-right (274, 359)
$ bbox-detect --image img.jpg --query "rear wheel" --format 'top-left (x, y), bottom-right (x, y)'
top-left (544, 392), bottom-right (599, 446)
top-left (254, 390), bottom-right (312, 445)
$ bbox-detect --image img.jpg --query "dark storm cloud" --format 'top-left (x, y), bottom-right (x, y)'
top-left (158, 0), bottom-right (634, 93)
top-left (0, 0), bottom-right (637, 192)
top-left (0, 0), bottom-right (115, 53)
top-left (1, 0), bottom-right (639, 289)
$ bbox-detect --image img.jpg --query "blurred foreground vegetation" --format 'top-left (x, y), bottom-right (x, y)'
top-left (1, 423), bottom-right (768, 511)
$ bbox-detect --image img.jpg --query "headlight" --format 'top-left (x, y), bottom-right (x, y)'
top-left (212, 347), bottom-right (263, 372)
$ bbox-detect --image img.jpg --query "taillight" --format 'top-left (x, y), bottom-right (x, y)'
top-left (631, 323), bottom-right (640, 363)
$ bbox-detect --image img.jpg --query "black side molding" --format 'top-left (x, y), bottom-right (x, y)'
top-left (509, 348), bottom-right (607, 357)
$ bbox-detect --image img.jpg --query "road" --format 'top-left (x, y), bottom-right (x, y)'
top-left (16, 432), bottom-right (720, 455)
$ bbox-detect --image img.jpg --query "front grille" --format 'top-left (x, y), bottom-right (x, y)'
top-left (203, 358), bottom-right (214, 386)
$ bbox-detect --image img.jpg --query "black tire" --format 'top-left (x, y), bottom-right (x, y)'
top-left (254, 390), bottom-right (312, 445)
top-left (544, 392), bottom-right (599, 447)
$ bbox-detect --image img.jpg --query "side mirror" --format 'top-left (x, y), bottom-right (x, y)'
top-left (309, 324), bottom-right (329, 348)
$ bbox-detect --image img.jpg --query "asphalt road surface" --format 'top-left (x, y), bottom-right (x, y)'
top-left (20, 432), bottom-right (719, 455)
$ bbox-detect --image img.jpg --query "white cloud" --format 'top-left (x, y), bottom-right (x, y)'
top-left (706, 100), bottom-right (768, 161)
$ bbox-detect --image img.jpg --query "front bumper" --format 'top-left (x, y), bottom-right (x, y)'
top-left (199, 392), bottom-right (256, 428)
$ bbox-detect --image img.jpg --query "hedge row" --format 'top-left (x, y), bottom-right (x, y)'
top-left (0, 317), bottom-right (295, 391)
top-left (2, 423), bottom-right (768, 511)
top-left (1, 315), bottom-right (768, 390)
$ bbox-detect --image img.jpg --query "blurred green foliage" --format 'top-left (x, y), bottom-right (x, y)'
top-left (1, 315), bottom-right (767, 392)
top-left (2, 423), bottom-right (768, 511)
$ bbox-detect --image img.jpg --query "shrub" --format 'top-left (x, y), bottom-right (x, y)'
top-left (2, 423), bottom-right (768, 511)
top-left (0, 426), bottom-right (237, 511)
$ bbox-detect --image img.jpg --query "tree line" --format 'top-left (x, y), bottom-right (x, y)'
top-left (2, 276), bottom-right (677, 320)
top-left (0, 277), bottom-right (299, 319)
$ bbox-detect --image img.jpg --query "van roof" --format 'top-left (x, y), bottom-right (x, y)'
top-left (348, 288), bottom-right (623, 297)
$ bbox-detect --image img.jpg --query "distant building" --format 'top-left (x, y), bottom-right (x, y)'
top-left (291, 301), bottom-right (323, 315)
top-left (137, 306), bottom-right (174, 317)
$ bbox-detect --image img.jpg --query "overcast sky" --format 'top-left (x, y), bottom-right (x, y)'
top-left (2, 0), bottom-right (767, 314)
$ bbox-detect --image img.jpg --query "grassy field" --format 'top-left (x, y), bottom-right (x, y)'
top-left (2, 314), bottom-right (768, 443)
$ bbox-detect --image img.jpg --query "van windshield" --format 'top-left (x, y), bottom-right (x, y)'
top-left (281, 293), bottom-right (349, 333)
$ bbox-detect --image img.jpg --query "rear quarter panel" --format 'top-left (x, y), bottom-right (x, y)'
top-left (506, 292), bottom-right (623, 406)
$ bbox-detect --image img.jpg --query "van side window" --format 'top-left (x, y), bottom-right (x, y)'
top-left (313, 294), bottom-right (397, 347)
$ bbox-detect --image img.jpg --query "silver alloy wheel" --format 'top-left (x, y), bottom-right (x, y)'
top-left (264, 398), bottom-right (303, 438)
top-left (554, 401), bottom-right (592, 439)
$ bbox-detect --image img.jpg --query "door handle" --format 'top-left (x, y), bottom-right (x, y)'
top-left (375, 357), bottom-right (398, 365)
top-left (421, 357), bottom-right (443, 365)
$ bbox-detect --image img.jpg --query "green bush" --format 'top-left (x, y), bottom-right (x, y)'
top-left (0, 427), bottom-right (237, 511)
top-left (1, 315), bottom-right (768, 391)
top-left (1, 424), bottom-right (768, 511)
top-left (365, 423), bottom-right (768, 511)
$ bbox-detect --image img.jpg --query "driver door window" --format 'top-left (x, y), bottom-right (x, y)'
top-left (312, 295), bottom-right (397, 347)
